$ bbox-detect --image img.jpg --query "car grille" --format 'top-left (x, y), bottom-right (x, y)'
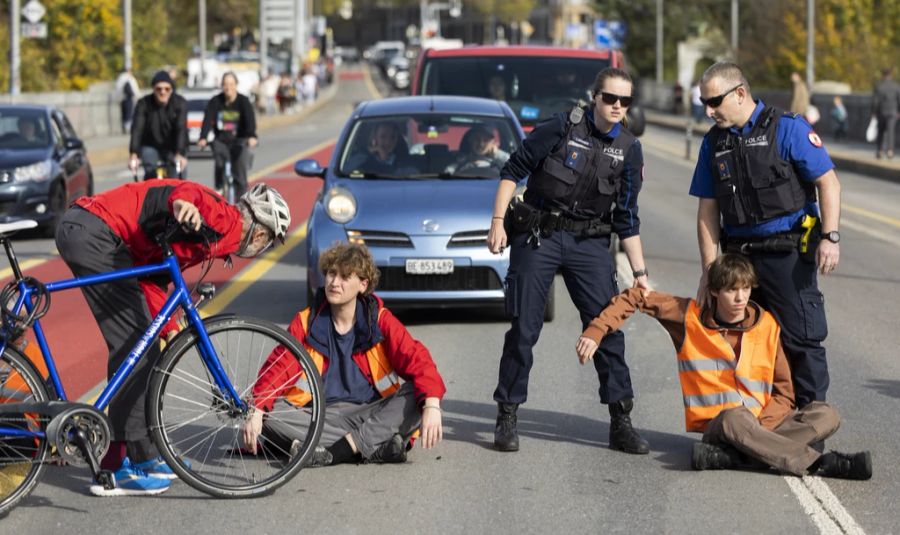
top-left (347, 229), bottom-right (413, 248)
top-left (378, 266), bottom-right (502, 291)
top-left (447, 230), bottom-right (489, 248)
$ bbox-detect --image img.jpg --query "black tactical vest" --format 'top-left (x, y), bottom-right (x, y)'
top-left (707, 106), bottom-right (816, 227)
top-left (526, 107), bottom-right (635, 218)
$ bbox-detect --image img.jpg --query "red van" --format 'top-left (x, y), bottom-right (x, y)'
top-left (411, 45), bottom-right (644, 135)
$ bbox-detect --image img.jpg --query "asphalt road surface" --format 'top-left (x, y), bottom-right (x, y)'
top-left (3, 68), bottom-right (899, 534)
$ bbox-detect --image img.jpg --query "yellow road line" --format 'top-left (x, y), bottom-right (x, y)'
top-left (842, 204), bottom-right (900, 229)
top-left (200, 222), bottom-right (308, 317)
top-left (0, 258), bottom-right (54, 281)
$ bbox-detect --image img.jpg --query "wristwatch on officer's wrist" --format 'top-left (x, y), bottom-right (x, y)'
top-left (632, 268), bottom-right (649, 278)
top-left (823, 231), bottom-right (840, 243)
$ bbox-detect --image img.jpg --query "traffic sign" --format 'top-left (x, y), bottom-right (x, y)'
top-left (22, 0), bottom-right (46, 24)
top-left (594, 19), bottom-right (626, 49)
top-left (22, 22), bottom-right (48, 39)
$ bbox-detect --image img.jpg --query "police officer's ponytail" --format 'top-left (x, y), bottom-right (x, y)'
top-left (590, 67), bottom-right (633, 128)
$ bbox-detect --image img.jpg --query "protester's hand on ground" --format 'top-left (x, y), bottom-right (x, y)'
top-left (420, 403), bottom-right (443, 449)
top-left (241, 408), bottom-right (264, 454)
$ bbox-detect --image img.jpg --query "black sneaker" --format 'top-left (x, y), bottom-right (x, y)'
top-left (691, 443), bottom-right (738, 471)
top-left (367, 434), bottom-right (407, 464)
top-left (494, 403), bottom-right (519, 452)
top-left (817, 451), bottom-right (872, 480)
top-left (294, 441), bottom-right (333, 468)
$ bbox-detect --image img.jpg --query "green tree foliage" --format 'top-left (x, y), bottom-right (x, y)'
top-left (594, 0), bottom-right (899, 91)
top-left (0, 0), bottom-right (262, 92)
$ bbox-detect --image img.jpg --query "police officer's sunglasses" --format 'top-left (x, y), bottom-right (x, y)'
top-left (599, 92), bottom-right (633, 107)
top-left (700, 84), bottom-right (743, 108)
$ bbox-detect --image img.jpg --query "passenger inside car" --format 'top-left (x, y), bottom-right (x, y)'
top-left (488, 75), bottom-right (508, 102)
top-left (444, 125), bottom-right (509, 175)
top-left (344, 121), bottom-right (413, 175)
top-left (18, 117), bottom-right (44, 143)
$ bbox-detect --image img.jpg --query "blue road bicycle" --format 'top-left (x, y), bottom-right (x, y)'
top-left (0, 219), bottom-right (323, 514)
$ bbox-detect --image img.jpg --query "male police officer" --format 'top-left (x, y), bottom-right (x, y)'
top-left (691, 62), bottom-right (841, 415)
top-left (487, 68), bottom-right (651, 454)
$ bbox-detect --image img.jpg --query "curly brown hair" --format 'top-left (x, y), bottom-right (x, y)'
top-left (318, 243), bottom-right (380, 295)
top-left (707, 254), bottom-right (758, 293)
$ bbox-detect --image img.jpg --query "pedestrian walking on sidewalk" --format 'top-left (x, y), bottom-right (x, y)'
top-left (872, 67), bottom-right (900, 159)
top-left (830, 96), bottom-right (848, 141)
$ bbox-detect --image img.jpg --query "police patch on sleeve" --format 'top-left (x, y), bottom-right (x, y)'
top-left (808, 131), bottom-right (823, 148)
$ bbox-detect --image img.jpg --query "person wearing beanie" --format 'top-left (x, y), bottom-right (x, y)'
top-left (128, 70), bottom-right (189, 179)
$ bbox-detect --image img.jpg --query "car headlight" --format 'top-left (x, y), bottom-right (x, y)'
top-left (14, 160), bottom-right (52, 182)
top-left (324, 186), bottom-right (357, 223)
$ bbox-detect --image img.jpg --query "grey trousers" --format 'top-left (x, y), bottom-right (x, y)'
top-left (55, 207), bottom-right (160, 461)
top-left (262, 382), bottom-right (421, 459)
top-left (703, 402), bottom-right (840, 475)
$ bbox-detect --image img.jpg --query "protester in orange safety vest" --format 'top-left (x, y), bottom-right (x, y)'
top-left (241, 243), bottom-right (446, 466)
top-left (575, 254), bottom-right (871, 480)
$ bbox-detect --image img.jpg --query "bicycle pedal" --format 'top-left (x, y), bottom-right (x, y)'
top-left (96, 470), bottom-right (115, 490)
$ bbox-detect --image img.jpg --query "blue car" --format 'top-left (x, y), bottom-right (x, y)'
top-left (295, 95), bottom-right (543, 315)
top-left (0, 105), bottom-right (93, 236)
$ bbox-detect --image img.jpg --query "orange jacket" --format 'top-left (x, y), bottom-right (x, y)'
top-left (582, 288), bottom-right (795, 432)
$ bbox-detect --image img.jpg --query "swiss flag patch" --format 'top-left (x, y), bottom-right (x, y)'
top-left (808, 131), bottom-right (823, 147)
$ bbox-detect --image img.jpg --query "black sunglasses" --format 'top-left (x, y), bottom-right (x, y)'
top-left (700, 84), bottom-right (743, 108)
top-left (599, 92), bottom-right (633, 107)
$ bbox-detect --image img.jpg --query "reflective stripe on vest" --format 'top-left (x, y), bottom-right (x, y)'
top-left (284, 307), bottom-right (401, 407)
top-left (677, 301), bottom-right (779, 432)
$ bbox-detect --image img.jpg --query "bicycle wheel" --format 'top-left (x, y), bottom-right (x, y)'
top-left (147, 315), bottom-right (324, 498)
top-left (0, 346), bottom-right (51, 516)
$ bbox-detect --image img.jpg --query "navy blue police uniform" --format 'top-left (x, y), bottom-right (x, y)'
top-left (495, 106), bottom-right (643, 408)
top-left (690, 100), bottom-right (834, 408)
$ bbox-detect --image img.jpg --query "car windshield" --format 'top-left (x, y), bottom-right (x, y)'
top-left (337, 113), bottom-right (520, 179)
top-left (421, 56), bottom-right (610, 126)
top-left (0, 110), bottom-right (52, 149)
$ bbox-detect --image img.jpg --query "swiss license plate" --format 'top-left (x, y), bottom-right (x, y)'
top-left (405, 258), bottom-right (454, 275)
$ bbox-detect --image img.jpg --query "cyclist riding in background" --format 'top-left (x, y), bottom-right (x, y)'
top-left (55, 180), bottom-right (290, 496)
top-left (128, 70), bottom-right (189, 180)
top-left (197, 71), bottom-right (258, 197)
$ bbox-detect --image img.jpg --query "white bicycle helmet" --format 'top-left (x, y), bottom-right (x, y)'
top-left (240, 183), bottom-right (291, 242)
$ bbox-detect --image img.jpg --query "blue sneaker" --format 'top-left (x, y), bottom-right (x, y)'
top-left (132, 456), bottom-right (185, 480)
top-left (88, 458), bottom-right (170, 497)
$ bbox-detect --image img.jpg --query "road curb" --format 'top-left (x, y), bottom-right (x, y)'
top-left (644, 111), bottom-right (900, 184)
top-left (85, 81), bottom-right (341, 169)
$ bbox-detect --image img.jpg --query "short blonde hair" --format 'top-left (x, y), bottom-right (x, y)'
top-left (318, 243), bottom-right (380, 296)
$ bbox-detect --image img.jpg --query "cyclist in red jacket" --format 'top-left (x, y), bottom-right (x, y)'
top-left (55, 180), bottom-right (291, 496)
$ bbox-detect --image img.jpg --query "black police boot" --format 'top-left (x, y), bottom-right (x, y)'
top-left (815, 451), bottom-right (873, 480)
top-left (608, 398), bottom-right (650, 454)
top-left (691, 443), bottom-right (741, 470)
top-left (367, 434), bottom-right (407, 464)
top-left (494, 403), bottom-right (520, 452)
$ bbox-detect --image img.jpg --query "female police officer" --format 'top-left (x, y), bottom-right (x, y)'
top-left (486, 67), bottom-right (651, 454)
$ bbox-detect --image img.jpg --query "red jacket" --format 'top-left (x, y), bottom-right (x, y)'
top-left (75, 180), bottom-right (243, 335)
top-left (253, 293), bottom-right (446, 411)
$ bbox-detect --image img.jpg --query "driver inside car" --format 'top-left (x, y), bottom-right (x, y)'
top-left (344, 122), bottom-right (413, 175)
top-left (445, 125), bottom-right (509, 175)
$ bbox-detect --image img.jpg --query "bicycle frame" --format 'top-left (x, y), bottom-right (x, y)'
top-left (0, 242), bottom-right (246, 441)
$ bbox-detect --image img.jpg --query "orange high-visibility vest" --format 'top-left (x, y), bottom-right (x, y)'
top-left (677, 301), bottom-right (779, 432)
top-left (284, 308), bottom-right (401, 407)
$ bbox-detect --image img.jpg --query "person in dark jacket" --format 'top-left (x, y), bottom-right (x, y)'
top-left (486, 67), bottom-right (652, 455)
top-left (241, 243), bottom-right (446, 467)
top-left (56, 180), bottom-right (291, 496)
top-left (128, 70), bottom-right (189, 179)
top-left (872, 66), bottom-right (900, 159)
top-left (197, 71), bottom-right (258, 197)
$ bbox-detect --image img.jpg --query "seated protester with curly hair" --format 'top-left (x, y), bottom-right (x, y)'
top-left (241, 243), bottom-right (446, 466)
top-left (445, 125), bottom-right (509, 175)
top-left (575, 254), bottom-right (872, 480)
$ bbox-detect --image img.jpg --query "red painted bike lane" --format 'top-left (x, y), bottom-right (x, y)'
top-left (5, 145), bottom-right (333, 400)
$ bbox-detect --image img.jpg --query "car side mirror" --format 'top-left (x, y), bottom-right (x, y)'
top-left (64, 138), bottom-right (84, 150)
top-left (294, 158), bottom-right (326, 178)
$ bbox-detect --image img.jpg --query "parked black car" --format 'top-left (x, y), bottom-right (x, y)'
top-left (0, 105), bottom-right (93, 236)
